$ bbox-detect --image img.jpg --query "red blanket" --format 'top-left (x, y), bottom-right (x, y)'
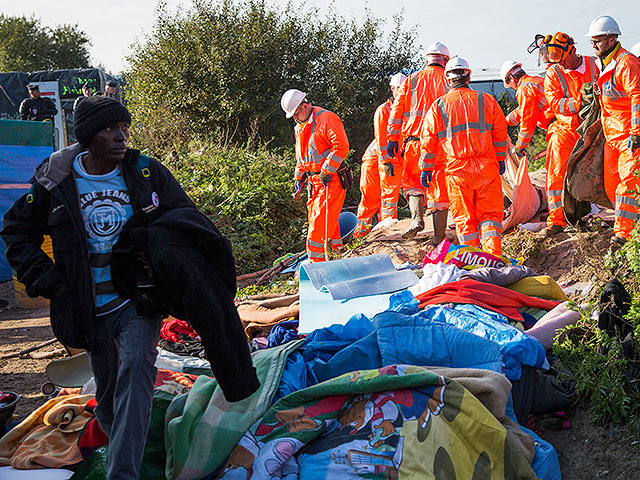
top-left (415, 279), bottom-right (560, 322)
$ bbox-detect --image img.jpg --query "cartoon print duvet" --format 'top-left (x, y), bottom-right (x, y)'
top-left (219, 365), bottom-right (536, 479)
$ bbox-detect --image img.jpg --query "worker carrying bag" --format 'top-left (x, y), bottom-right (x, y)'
top-left (337, 162), bottom-right (353, 190)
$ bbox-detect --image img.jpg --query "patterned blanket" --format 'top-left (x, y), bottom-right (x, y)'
top-left (219, 364), bottom-right (537, 479)
top-left (0, 394), bottom-right (94, 469)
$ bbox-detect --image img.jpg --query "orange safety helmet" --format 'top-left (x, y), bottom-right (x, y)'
top-left (539, 32), bottom-right (576, 65)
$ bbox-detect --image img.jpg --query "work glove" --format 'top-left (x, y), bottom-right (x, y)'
top-left (382, 162), bottom-right (395, 177)
top-left (629, 135), bottom-right (640, 153)
top-left (319, 172), bottom-right (331, 187)
top-left (579, 82), bottom-right (595, 119)
top-left (499, 160), bottom-right (506, 175)
top-left (292, 180), bottom-right (303, 199)
top-left (512, 147), bottom-right (525, 158)
top-left (420, 170), bottom-right (432, 189)
top-left (580, 82), bottom-right (594, 101)
top-left (387, 140), bottom-right (399, 159)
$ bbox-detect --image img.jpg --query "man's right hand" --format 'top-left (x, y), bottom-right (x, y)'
top-left (382, 162), bottom-right (395, 177)
top-left (292, 180), bottom-right (303, 199)
top-left (420, 171), bottom-right (432, 189)
top-left (580, 82), bottom-right (594, 108)
top-left (387, 141), bottom-right (399, 159)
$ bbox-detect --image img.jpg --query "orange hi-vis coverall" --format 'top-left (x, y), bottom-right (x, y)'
top-left (388, 66), bottom-right (449, 210)
top-left (544, 56), bottom-right (599, 228)
top-left (354, 140), bottom-right (381, 238)
top-left (294, 106), bottom-right (349, 262)
top-left (505, 75), bottom-right (554, 149)
top-left (421, 87), bottom-right (509, 256)
top-left (596, 45), bottom-right (640, 239)
top-left (375, 98), bottom-right (403, 221)
top-left (355, 98), bottom-right (402, 238)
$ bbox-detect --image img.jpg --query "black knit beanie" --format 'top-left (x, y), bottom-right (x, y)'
top-left (74, 96), bottom-right (131, 146)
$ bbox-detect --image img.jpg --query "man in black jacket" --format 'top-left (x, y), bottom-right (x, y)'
top-left (1, 96), bottom-right (258, 479)
top-left (18, 84), bottom-right (58, 121)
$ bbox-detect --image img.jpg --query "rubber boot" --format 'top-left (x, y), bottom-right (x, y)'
top-left (402, 195), bottom-right (425, 239)
top-left (430, 209), bottom-right (448, 246)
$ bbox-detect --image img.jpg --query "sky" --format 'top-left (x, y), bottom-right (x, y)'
top-left (2, 0), bottom-right (639, 76)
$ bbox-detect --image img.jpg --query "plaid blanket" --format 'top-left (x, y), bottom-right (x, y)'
top-left (164, 339), bottom-right (304, 479)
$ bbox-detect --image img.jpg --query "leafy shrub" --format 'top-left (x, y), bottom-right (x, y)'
top-left (125, 0), bottom-right (420, 159)
top-left (165, 142), bottom-right (307, 274)
top-left (554, 304), bottom-right (640, 432)
top-left (554, 224), bottom-right (640, 435)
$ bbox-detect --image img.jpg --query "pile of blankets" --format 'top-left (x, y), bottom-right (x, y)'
top-left (1, 255), bottom-right (582, 480)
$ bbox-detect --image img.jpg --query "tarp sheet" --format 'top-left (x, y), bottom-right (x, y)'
top-left (303, 253), bottom-right (418, 300)
top-left (0, 120), bottom-right (54, 281)
top-left (299, 254), bottom-right (418, 334)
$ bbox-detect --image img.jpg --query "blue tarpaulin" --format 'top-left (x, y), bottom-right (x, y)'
top-left (0, 120), bottom-right (54, 281)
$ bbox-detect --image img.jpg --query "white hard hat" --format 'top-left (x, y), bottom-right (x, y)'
top-left (425, 42), bottom-right (450, 59)
top-left (444, 56), bottom-right (471, 79)
top-left (389, 72), bottom-right (407, 87)
top-left (281, 89), bottom-right (307, 118)
top-left (631, 42), bottom-right (640, 58)
top-left (500, 60), bottom-right (522, 88)
top-left (585, 15), bottom-right (621, 37)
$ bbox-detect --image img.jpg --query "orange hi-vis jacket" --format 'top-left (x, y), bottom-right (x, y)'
top-left (421, 87), bottom-right (507, 256)
top-left (374, 98), bottom-right (393, 162)
top-left (506, 75), bottom-right (554, 149)
top-left (544, 56), bottom-right (599, 131)
top-left (387, 65), bottom-right (448, 142)
top-left (294, 107), bottom-right (349, 181)
top-left (597, 46), bottom-right (640, 143)
top-left (421, 88), bottom-right (509, 175)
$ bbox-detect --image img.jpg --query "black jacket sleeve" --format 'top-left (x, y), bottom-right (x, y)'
top-left (19, 99), bottom-right (29, 120)
top-left (44, 98), bottom-right (58, 116)
top-left (149, 157), bottom-right (196, 210)
top-left (0, 181), bottom-right (64, 299)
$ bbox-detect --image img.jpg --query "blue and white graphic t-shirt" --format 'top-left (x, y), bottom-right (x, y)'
top-left (73, 153), bottom-right (134, 316)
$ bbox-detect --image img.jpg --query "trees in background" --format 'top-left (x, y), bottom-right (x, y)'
top-left (0, 14), bottom-right (91, 72)
top-left (126, 0), bottom-right (421, 157)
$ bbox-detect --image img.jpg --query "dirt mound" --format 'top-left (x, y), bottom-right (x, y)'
top-left (346, 217), bottom-right (614, 301)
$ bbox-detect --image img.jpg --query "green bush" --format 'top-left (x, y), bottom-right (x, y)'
top-left (554, 225), bottom-right (640, 435)
top-left (125, 0), bottom-right (420, 158)
top-left (165, 142), bottom-right (307, 274)
top-left (554, 304), bottom-right (640, 431)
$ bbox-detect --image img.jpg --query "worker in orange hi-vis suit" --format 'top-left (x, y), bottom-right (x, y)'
top-left (387, 42), bottom-right (450, 240)
top-left (421, 57), bottom-right (508, 256)
top-left (540, 32), bottom-right (599, 236)
top-left (354, 72), bottom-right (407, 239)
top-left (281, 89), bottom-right (349, 262)
top-left (586, 15), bottom-right (640, 246)
top-left (353, 140), bottom-right (381, 238)
top-left (501, 60), bottom-right (555, 155)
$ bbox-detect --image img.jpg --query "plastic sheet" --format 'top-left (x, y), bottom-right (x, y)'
top-left (303, 253), bottom-right (418, 300)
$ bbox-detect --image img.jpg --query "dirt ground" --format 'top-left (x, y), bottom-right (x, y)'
top-left (0, 281), bottom-right (59, 421)
top-left (1, 221), bottom-right (639, 478)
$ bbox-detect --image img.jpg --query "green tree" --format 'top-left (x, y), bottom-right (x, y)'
top-left (125, 0), bottom-right (420, 157)
top-left (0, 14), bottom-right (91, 72)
